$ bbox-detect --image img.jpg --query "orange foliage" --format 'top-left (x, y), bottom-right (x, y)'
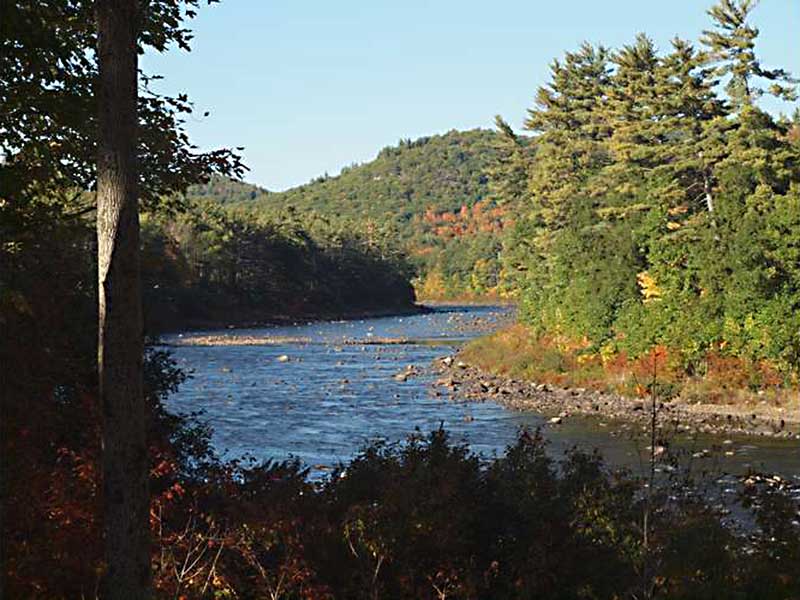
top-left (466, 326), bottom-right (791, 403)
top-left (3, 379), bottom-right (210, 599)
top-left (705, 353), bottom-right (753, 390)
top-left (704, 353), bottom-right (783, 391)
top-left (629, 346), bottom-right (673, 383)
top-left (421, 201), bottom-right (508, 239)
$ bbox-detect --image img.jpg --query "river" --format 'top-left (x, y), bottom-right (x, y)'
top-left (163, 305), bottom-right (799, 483)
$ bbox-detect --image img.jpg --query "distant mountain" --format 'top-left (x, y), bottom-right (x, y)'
top-left (188, 175), bottom-right (268, 204)
top-left (190, 129), bottom-right (515, 299)
top-left (258, 129), bottom-right (500, 222)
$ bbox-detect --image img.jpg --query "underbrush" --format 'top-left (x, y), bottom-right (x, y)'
top-left (147, 429), bottom-right (800, 600)
top-left (462, 325), bottom-right (800, 409)
top-left (6, 390), bottom-right (800, 599)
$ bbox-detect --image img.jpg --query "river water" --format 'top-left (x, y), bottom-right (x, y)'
top-left (163, 306), bottom-right (799, 482)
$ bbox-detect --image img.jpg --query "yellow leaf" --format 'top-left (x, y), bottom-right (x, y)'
top-left (637, 271), bottom-right (662, 303)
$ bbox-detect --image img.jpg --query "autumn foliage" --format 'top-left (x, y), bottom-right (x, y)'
top-left (419, 201), bottom-right (507, 240)
top-left (462, 324), bottom-right (797, 406)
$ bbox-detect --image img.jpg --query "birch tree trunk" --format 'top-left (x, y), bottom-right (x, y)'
top-left (704, 171), bottom-right (715, 214)
top-left (96, 1), bottom-right (150, 597)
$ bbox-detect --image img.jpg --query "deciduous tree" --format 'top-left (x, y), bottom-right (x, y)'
top-left (95, 0), bottom-right (150, 597)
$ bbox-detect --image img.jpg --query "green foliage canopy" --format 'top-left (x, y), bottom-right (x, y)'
top-left (497, 0), bottom-right (800, 372)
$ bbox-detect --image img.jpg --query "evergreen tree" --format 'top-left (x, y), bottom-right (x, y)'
top-left (525, 43), bottom-right (612, 230)
top-left (494, 0), bottom-right (800, 371)
top-left (700, 0), bottom-right (796, 109)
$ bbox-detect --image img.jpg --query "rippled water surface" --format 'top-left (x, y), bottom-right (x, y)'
top-left (163, 306), bottom-right (799, 480)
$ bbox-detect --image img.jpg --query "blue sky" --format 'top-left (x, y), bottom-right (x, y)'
top-left (141, 0), bottom-right (799, 191)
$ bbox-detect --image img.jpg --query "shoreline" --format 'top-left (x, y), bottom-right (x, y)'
top-left (149, 297), bottom-right (516, 337)
top-left (149, 303), bottom-right (432, 337)
top-left (418, 298), bottom-right (516, 308)
top-left (433, 357), bottom-right (800, 440)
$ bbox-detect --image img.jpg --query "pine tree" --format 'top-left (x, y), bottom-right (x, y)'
top-left (603, 36), bottom-right (730, 215)
top-left (494, 0), bottom-right (800, 368)
top-left (488, 115), bottom-right (530, 208)
top-left (700, 0), bottom-right (797, 109)
top-left (525, 43), bottom-right (612, 229)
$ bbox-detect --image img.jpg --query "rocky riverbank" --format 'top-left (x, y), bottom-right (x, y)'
top-left (432, 356), bottom-right (800, 440)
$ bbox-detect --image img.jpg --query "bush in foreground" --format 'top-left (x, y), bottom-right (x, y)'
top-left (136, 427), bottom-right (798, 600)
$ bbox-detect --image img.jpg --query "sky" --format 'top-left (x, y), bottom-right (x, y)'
top-left (141, 0), bottom-right (800, 192)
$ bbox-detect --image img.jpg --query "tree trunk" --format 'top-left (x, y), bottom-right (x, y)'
top-left (96, 1), bottom-right (150, 598)
top-left (703, 171), bottom-right (714, 213)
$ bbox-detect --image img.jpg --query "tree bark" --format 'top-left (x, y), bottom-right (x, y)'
top-left (96, 1), bottom-right (150, 598)
top-left (704, 174), bottom-right (715, 213)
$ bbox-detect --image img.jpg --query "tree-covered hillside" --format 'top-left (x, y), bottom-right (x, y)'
top-left (188, 174), bottom-right (269, 204)
top-left (261, 129), bottom-right (498, 219)
top-left (197, 129), bottom-right (521, 299)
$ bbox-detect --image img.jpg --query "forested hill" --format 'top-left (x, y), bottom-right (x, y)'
top-left (187, 174), bottom-right (269, 204)
top-left (257, 129), bottom-right (499, 220)
top-left (190, 129), bottom-right (518, 299)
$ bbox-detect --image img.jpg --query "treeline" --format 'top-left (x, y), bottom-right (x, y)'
top-left (142, 202), bottom-right (416, 331)
top-left (217, 129), bottom-right (516, 299)
top-left (260, 129), bottom-right (499, 225)
top-left (3, 201), bottom-right (415, 338)
top-left (187, 174), bottom-right (269, 204)
top-left (494, 0), bottom-right (800, 376)
top-left (414, 231), bottom-right (504, 300)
